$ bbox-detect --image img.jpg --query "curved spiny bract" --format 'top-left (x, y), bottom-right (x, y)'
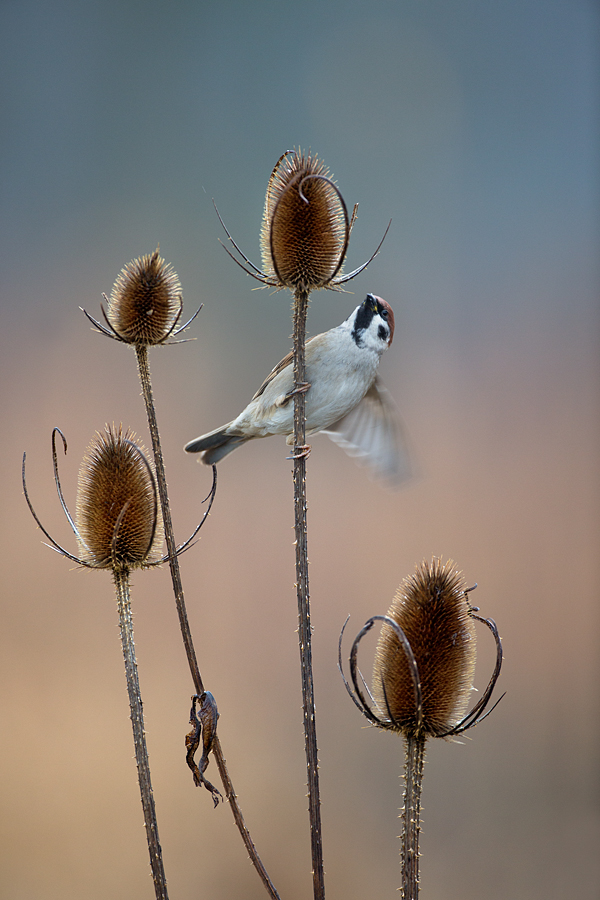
top-left (373, 559), bottom-right (476, 738)
top-left (23, 428), bottom-right (215, 572)
top-left (215, 148), bottom-right (389, 294)
top-left (339, 558), bottom-right (503, 740)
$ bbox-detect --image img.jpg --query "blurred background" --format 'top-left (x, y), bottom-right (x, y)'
top-left (1, 1), bottom-right (598, 898)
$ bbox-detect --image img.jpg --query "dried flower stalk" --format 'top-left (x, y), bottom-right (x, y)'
top-left (215, 148), bottom-right (387, 900)
top-left (89, 255), bottom-right (282, 900)
top-left (266, 151), bottom-right (349, 900)
top-left (24, 426), bottom-right (170, 900)
top-left (340, 558), bottom-right (503, 900)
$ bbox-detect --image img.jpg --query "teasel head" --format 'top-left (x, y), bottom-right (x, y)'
top-left (23, 426), bottom-right (216, 573)
top-left (260, 150), bottom-right (348, 290)
top-left (339, 558), bottom-right (503, 740)
top-left (82, 249), bottom-right (202, 345)
top-left (214, 149), bottom-right (390, 292)
top-left (75, 426), bottom-right (163, 571)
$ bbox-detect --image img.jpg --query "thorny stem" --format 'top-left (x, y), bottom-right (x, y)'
top-left (135, 345), bottom-right (282, 900)
top-left (292, 288), bottom-right (325, 900)
top-left (113, 568), bottom-right (169, 900)
top-left (400, 734), bottom-right (426, 900)
top-left (135, 346), bottom-right (201, 682)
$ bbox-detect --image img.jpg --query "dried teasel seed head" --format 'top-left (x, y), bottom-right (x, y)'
top-left (106, 249), bottom-right (182, 345)
top-left (260, 150), bottom-right (349, 291)
top-left (373, 559), bottom-right (477, 738)
top-left (76, 426), bottom-right (163, 570)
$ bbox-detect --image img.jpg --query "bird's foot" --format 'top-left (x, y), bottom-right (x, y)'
top-left (287, 444), bottom-right (311, 461)
top-left (277, 382), bottom-right (312, 407)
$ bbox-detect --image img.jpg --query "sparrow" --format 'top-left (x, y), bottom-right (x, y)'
top-left (185, 294), bottom-right (410, 486)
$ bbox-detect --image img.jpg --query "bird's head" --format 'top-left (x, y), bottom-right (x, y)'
top-left (348, 294), bottom-right (395, 351)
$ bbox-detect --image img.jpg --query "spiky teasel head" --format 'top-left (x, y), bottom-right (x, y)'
top-left (372, 559), bottom-right (477, 738)
top-left (340, 558), bottom-right (503, 740)
top-left (260, 150), bottom-right (350, 291)
top-left (105, 249), bottom-right (183, 345)
top-left (214, 149), bottom-right (389, 291)
top-left (76, 426), bottom-right (164, 571)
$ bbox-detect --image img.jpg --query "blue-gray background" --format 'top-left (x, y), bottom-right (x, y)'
top-left (1, 2), bottom-right (598, 898)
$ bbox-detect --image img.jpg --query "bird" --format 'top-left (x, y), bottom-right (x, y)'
top-left (184, 294), bottom-right (411, 486)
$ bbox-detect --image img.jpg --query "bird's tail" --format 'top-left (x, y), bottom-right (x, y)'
top-left (184, 425), bottom-right (248, 464)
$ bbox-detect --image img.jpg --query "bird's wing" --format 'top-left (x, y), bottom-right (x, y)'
top-left (321, 379), bottom-right (413, 488)
top-left (251, 349), bottom-right (294, 400)
top-left (251, 335), bottom-right (318, 401)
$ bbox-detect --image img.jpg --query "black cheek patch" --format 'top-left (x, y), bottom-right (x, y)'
top-left (351, 300), bottom-right (375, 346)
top-left (378, 325), bottom-right (388, 342)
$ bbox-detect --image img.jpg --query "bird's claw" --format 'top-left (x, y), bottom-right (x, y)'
top-left (287, 444), bottom-right (311, 461)
top-left (278, 382), bottom-right (312, 407)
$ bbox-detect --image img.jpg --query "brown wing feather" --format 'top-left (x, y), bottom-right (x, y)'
top-left (251, 335), bottom-right (317, 401)
top-left (251, 349), bottom-right (294, 400)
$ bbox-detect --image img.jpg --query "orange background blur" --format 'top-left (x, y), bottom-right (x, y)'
top-left (1, 2), bottom-right (598, 898)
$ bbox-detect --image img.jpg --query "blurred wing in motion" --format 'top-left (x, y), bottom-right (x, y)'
top-left (321, 380), bottom-right (413, 488)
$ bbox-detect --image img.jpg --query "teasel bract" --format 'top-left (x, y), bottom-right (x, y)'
top-left (340, 558), bottom-right (503, 900)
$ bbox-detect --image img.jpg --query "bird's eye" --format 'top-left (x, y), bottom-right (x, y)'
top-left (380, 308), bottom-right (388, 320)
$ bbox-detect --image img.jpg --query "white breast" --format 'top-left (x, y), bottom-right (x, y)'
top-left (230, 327), bottom-right (380, 438)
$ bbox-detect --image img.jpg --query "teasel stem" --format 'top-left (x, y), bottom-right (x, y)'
top-left (135, 345), bottom-right (201, 683)
top-left (134, 345), bottom-right (282, 900)
top-left (113, 566), bottom-right (169, 900)
top-left (401, 733), bottom-right (426, 900)
top-left (340, 561), bottom-right (504, 899)
top-left (292, 287), bottom-right (325, 900)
